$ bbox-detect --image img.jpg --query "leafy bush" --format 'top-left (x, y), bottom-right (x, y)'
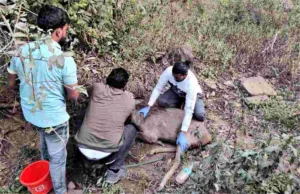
top-left (176, 134), bottom-right (300, 194)
top-left (261, 97), bottom-right (299, 130)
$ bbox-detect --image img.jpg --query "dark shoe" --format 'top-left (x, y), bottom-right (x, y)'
top-left (105, 167), bottom-right (127, 184)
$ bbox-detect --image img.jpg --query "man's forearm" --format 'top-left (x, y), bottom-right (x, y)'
top-left (180, 112), bottom-right (193, 132)
top-left (8, 73), bottom-right (17, 89)
top-left (148, 88), bottom-right (161, 106)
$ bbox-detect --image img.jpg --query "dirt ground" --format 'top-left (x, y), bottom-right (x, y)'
top-left (0, 79), bottom-right (232, 194)
top-left (0, 47), bottom-right (298, 193)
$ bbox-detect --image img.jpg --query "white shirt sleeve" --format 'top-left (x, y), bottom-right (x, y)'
top-left (181, 84), bottom-right (198, 132)
top-left (148, 67), bottom-right (171, 106)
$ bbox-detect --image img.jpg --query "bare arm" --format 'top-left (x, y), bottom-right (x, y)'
top-left (8, 73), bottom-right (17, 89)
top-left (65, 83), bottom-right (79, 101)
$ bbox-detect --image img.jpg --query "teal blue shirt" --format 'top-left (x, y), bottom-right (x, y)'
top-left (8, 40), bottom-right (78, 128)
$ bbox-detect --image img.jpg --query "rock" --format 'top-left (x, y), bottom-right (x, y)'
top-left (68, 181), bottom-right (76, 190)
top-left (245, 95), bottom-right (269, 105)
top-left (241, 76), bottom-right (277, 96)
top-left (224, 80), bottom-right (235, 87)
top-left (204, 79), bottom-right (217, 90)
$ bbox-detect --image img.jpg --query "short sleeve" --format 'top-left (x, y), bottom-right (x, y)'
top-left (7, 57), bottom-right (20, 74)
top-left (62, 57), bottom-right (78, 85)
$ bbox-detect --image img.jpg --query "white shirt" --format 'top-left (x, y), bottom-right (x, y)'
top-left (79, 147), bottom-right (111, 161)
top-left (148, 66), bottom-right (203, 132)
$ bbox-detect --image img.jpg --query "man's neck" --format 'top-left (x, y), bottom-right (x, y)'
top-left (51, 33), bottom-right (60, 43)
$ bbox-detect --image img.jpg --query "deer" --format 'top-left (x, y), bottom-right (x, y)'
top-left (131, 107), bottom-right (212, 191)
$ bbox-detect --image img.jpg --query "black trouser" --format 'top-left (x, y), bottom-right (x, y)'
top-left (157, 88), bottom-right (206, 121)
top-left (106, 124), bottom-right (137, 170)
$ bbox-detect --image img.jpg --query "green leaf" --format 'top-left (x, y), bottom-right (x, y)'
top-left (35, 101), bottom-right (43, 110)
top-left (241, 150), bottom-right (258, 157)
top-left (30, 107), bottom-right (36, 114)
top-left (48, 55), bottom-right (58, 69)
top-left (57, 55), bottom-right (65, 69)
top-left (45, 127), bottom-right (54, 134)
top-left (74, 85), bottom-right (88, 97)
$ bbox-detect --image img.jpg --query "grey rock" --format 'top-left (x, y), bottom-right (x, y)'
top-left (241, 76), bottom-right (277, 96)
top-left (204, 79), bottom-right (217, 90)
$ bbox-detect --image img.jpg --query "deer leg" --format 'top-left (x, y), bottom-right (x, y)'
top-left (150, 147), bottom-right (177, 155)
top-left (157, 146), bottom-right (181, 191)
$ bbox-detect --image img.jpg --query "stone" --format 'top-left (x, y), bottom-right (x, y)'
top-left (224, 80), bottom-right (235, 87)
top-left (204, 79), bottom-right (217, 90)
top-left (68, 181), bottom-right (76, 190)
top-left (245, 95), bottom-right (269, 105)
top-left (241, 76), bottom-right (277, 96)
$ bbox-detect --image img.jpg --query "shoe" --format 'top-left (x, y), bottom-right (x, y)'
top-left (105, 167), bottom-right (127, 184)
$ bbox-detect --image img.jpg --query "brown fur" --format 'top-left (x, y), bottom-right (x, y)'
top-left (131, 108), bottom-right (212, 190)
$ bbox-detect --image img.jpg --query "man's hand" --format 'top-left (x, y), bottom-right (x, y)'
top-left (138, 106), bottom-right (150, 118)
top-left (176, 132), bottom-right (189, 153)
top-left (65, 83), bottom-right (79, 101)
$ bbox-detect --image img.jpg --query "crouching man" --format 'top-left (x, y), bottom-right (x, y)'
top-left (75, 68), bottom-right (137, 184)
top-left (139, 61), bottom-right (206, 153)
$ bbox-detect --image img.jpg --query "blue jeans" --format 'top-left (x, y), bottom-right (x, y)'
top-left (36, 122), bottom-right (69, 194)
top-left (157, 88), bottom-right (206, 121)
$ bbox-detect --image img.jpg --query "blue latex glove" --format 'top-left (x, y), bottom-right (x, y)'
top-left (176, 132), bottom-right (189, 153)
top-left (138, 106), bottom-right (150, 118)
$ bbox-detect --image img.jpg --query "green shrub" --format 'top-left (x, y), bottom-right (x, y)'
top-left (261, 97), bottom-right (299, 130)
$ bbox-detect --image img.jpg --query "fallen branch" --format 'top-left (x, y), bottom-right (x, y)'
top-left (262, 32), bottom-right (278, 53)
top-left (125, 157), bottom-right (164, 168)
top-left (0, 102), bottom-right (20, 109)
top-left (4, 126), bottom-right (22, 136)
top-left (0, 110), bottom-right (23, 123)
top-left (0, 12), bottom-right (14, 42)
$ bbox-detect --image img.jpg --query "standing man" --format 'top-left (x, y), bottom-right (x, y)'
top-left (139, 61), bottom-right (205, 152)
top-left (75, 68), bottom-right (137, 184)
top-left (7, 5), bottom-right (78, 194)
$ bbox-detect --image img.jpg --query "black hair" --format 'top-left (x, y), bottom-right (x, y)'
top-left (106, 68), bottom-right (130, 89)
top-left (37, 5), bottom-right (70, 32)
top-left (172, 61), bottom-right (190, 75)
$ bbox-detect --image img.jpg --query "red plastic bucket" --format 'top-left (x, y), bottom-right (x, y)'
top-left (20, 160), bottom-right (53, 194)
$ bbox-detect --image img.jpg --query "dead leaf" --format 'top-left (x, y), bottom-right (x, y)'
top-left (92, 69), bottom-right (99, 74)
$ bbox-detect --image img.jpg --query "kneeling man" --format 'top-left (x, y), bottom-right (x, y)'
top-left (75, 68), bottom-right (136, 184)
